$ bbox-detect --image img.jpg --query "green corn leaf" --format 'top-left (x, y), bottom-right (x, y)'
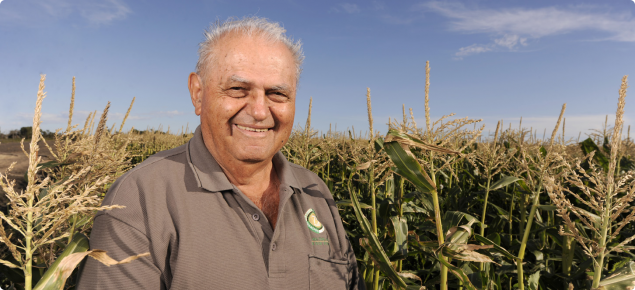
top-left (443, 211), bottom-right (467, 230)
top-left (374, 138), bottom-right (384, 153)
top-left (516, 179), bottom-right (532, 193)
top-left (489, 176), bottom-right (521, 191)
top-left (573, 258), bottom-right (594, 277)
top-left (359, 238), bottom-right (408, 289)
top-left (410, 191), bottom-right (435, 213)
top-left (349, 186), bottom-right (407, 288)
top-left (37, 160), bottom-right (69, 170)
top-left (446, 225), bottom-right (473, 245)
top-left (390, 216), bottom-right (408, 258)
top-left (34, 233), bottom-right (90, 290)
top-left (402, 202), bottom-right (429, 214)
top-left (578, 208), bottom-right (602, 229)
top-left (610, 259), bottom-right (631, 274)
top-left (74, 215), bottom-right (94, 228)
top-left (474, 234), bottom-right (517, 262)
top-left (580, 137), bottom-right (609, 171)
top-left (383, 140), bottom-right (436, 194)
top-left (487, 202), bottom-right (510, 217)
top-left (442, 211), bottom-right (481, 238)
top-left (575, 222), bottom-right (592, 240)
top-left (545, 229), bottom-right (563, 248)
top-left (536, 205), bottom-right (557, 211)
top-left (335, 199), bottom-right (373, 209)
top-left (599, 261), bottom-right (635, 289)
top-left (603, 136), bottom-right (611, 152)
top-left (486, 233), bottom-right (501, 246)
top-left (435, 254), bottom-right (480, 290)
top-left (385, 129), bottom-right (459, 155)
top-left (527, 271), bottom-right (540, 290)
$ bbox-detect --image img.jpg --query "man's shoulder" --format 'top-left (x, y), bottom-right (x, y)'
top-left (124, 143), bottom-right (188, 178)
top-left (132, 143), bottom-right (188, 171)
top-left (287, 162), bottom-right (322, 184)
top-left (285, 162), bottom-right (334, 199)
top-left (102, 143), bottom-right (188, 205)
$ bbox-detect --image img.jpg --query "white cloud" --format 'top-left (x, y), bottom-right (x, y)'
top-left (455, 44), bottom-right (492, 58)
top-left (494, 34), bottom-right (527, 49)
top-left (78, 0), bottom-right (130, 25)
top-left (419, 1), bottom-right (635, 58)
top-left (0, 0), bottom-right (131, 27)
top-left (454, 35), bottom-right (527, 59)
top-left (331, 3), bottom-right (360, 14)
top-left (39, 0), bottom-right (74, 18)
top-left (372, 1), bottom-right (384, 11)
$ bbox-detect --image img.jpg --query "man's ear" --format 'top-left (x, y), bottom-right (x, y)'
top-left (188, 72), bottom-right (203, 116)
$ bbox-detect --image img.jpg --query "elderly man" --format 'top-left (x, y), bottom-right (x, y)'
top-left (77, 17), bottom-right (363, 289)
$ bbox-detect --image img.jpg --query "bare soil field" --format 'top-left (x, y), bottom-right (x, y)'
top-left (0, 140), bottom-right (55, 206)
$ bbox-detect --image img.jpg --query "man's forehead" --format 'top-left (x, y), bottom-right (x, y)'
top-left (204, 32), bottom-right (297, 87)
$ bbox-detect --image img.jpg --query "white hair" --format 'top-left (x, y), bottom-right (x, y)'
top-left (196, 16), bottom-right (304, 85)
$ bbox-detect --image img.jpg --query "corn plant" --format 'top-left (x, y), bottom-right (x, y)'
top-left (545, 76), bottom-right (632, 289)
top-left (0, 76), bottom-right (149, 290)
top-left (3, 72), bottom-right (635, 289)
top-left (0, 76), bottom-right (124, 289)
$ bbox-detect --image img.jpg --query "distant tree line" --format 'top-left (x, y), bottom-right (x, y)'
top-left (0, 127), bottom-right (57, 139)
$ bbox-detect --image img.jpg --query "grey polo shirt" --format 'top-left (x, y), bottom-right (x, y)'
top-left (76, 126), bottom-right (363, 290)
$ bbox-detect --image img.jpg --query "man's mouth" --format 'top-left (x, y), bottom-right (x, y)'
top-left (235, 124), bottom-right (270, 133)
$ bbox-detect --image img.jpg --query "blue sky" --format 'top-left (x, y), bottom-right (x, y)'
top-left (1, 0), bottom-right (634, 140)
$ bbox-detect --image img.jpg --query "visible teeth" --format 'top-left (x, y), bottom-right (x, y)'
top-left (236, 124), bottom-right (268, 132)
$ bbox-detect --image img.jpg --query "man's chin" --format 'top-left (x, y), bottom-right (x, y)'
top-left (235, 150), bottom-right (275, 164)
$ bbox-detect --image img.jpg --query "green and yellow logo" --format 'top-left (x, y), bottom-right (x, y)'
top-left (304, 208), bottom-right (324, 234)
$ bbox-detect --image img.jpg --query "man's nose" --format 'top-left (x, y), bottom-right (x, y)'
top-left (247, 90), bottom-right (269, 121)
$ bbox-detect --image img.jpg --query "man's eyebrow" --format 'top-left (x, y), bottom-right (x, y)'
top-left (269, 84), bottom-right (291, 91)
top-left (229, 75), bottom-right (290, 91)
top-left (229, 75), bottom-right (252, 85)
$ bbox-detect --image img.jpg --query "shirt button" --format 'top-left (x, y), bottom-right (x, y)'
top-left (252, 213), bottom-right (260, 221)
top-left (272, 243), bottom-right (277, 251)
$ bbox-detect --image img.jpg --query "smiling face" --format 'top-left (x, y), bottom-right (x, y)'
top-left (189, 31), bottom-right (297, 165)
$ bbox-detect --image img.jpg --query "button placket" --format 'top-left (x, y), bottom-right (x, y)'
top-left (267, 184), bottom-right (293, 277)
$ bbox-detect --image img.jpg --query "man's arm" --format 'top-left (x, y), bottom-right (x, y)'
top-left (76, 214), bottom-right (164, 289)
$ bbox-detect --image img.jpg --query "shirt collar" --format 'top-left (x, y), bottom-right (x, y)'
top-left (186, 126), bottom-right (302, 192)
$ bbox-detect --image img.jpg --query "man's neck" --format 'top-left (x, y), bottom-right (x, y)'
top-left (203, 136), bottom-right (281, 228)
top-left (217, 157), bottom-right (274, 189)
top-left (201, 133), bottom-right (277, 199)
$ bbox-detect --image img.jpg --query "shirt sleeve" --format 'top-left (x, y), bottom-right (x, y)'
top-left (76, 214), bottom-right (165, 289)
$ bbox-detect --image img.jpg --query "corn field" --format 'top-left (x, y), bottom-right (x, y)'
top-left (0, 68), bottom-right (633, 290)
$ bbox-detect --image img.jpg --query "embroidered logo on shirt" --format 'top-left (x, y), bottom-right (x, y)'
top-left (304, 208), bottom-right (324, 233)
top-left (312, 237), bottom-right (329, 246)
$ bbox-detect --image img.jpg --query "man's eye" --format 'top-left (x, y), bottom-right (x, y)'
top-left (226, 87), bottom-right (247, 98)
